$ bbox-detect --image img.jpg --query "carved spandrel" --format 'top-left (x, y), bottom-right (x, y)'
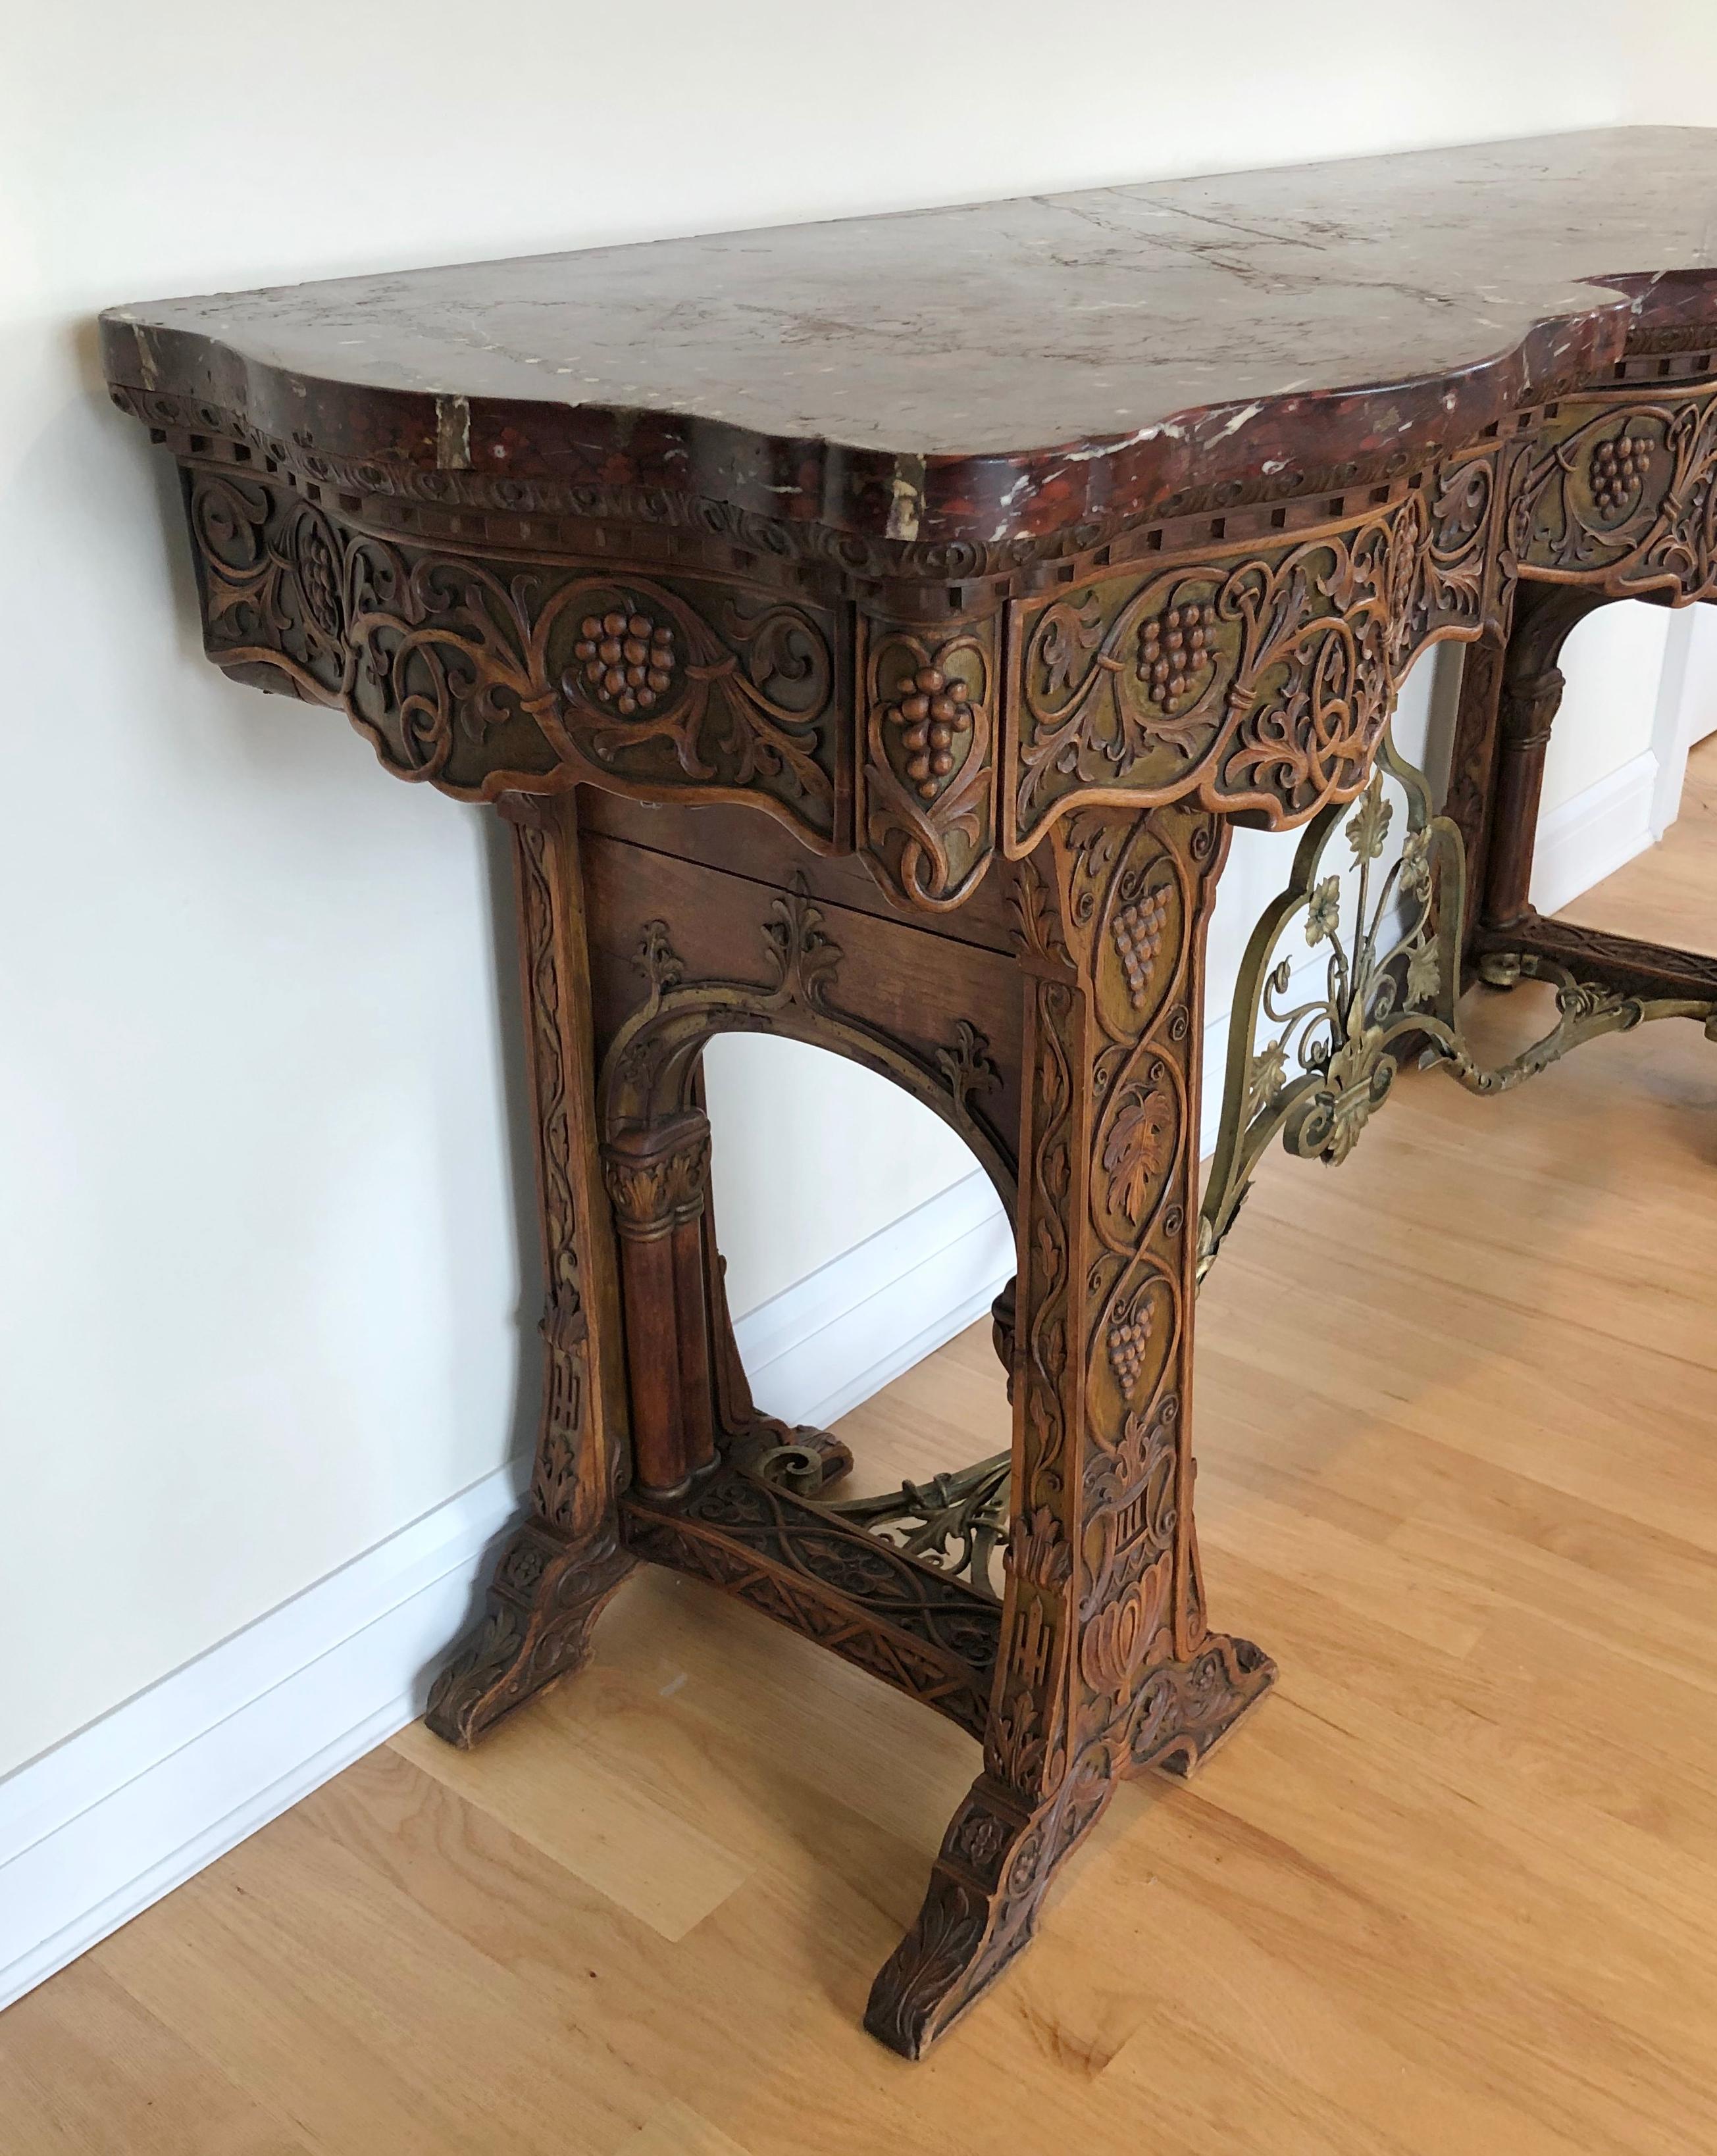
top-left (183, 468), bottom-right (844, 843)
top-left (1006, 453), bottom-right (1500, 845)
top-left (1511, 383), bottom-right (1717, 599)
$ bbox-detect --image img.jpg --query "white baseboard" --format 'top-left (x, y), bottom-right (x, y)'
top-left (733, 1168), bottom-right (1015, 1430)
top-left (0, 1459), bottom-right (525, 2014)
top-left (1530, 749), bottom-right (1659, 916)
top-left (0, 1179), bottom-right (1015, 2018)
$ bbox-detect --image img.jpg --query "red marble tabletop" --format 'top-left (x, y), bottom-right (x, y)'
top-left (101, 128), bottom-right (1717, 547)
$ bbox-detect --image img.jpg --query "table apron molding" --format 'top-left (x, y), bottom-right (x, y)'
top-left (128, 374), bottom-right (1717, 919)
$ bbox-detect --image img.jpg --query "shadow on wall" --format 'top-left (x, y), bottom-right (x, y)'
top-left (481, 810), bottom-right (548, 1468)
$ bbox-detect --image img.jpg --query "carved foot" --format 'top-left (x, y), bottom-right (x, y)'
top-left (864, 1632), bottom-right (1275, 2059)
top-left (424, 1518), bottom-right (633, 1749)
top-left (1127, 1629), bottom-right (1276, 1781)
top-left (864, 1760), bottom-right (1117, 2059)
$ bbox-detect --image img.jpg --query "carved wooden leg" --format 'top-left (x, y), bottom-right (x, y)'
top-left (1444, 622), bottom-right (1508, 947)
top-left (1480, 584), bottom-right (1610, 938)
top-left (865, 804), bottom-right (1275, 2058)
top-left (425, 795), bottom-right (633, 1747)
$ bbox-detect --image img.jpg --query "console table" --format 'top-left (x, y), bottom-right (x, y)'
top-left (102, 128), bottom-right (1717, 2057)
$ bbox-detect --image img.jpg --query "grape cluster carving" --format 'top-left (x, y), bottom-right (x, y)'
top-left (1138, 602), bottom-right (1217, 708)
top-left (1589, 433), bottom-right (1653, 517)
top-left (1113, 889), bottom-right (1171, 1009)
top-left (293, 517), bottom-right (342, 641)
top-left (572, 607), bottom-right (677, 713)
top-left (1107, 1310), bottom-right (1154, 1397)
top-left (886, 666), bottom-right (972, 799)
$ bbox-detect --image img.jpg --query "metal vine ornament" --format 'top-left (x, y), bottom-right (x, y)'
top-left (756, 1443), bottom-right (1012, 1599)
top-left (1198, 728), bottom-right (1464, 1275)
top-left (1198, 721), bottom-right (1717, 1280)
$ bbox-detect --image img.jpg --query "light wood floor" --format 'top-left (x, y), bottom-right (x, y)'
top-left (6, 748), bottom-right (1717, 2155)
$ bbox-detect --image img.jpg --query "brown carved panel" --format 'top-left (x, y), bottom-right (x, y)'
top-left (184, 467), bottom-right (846, 842)
top-left (859, 611), bottom-right (1000, 909)
top-left (1006, 454), bottom-right (1499, 843)
top-left (1512, 384), bottom-right (1717, 599)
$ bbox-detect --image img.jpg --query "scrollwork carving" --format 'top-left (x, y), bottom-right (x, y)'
top-left (1512, 386), bottom-right (1717, 598)
top-left (182, 470), bottom-right (842, 841)
top-left (1008, 454), bottom-right (1499, 843)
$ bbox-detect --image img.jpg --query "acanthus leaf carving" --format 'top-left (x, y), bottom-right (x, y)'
top-left (761, 874), bottom-right (843, 1008)
top-left (936, 1018), bottom-right (1003, 1132)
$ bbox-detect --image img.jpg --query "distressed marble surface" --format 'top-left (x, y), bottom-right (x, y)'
top-left (101, 128), bottom-right (1717, 545)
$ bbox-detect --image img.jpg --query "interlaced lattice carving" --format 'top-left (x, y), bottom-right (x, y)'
top-left (754, 1450), bottom-right (1013, 1601)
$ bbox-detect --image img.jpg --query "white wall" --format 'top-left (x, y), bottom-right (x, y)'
top-left (1542, 601), bottom-right (1671, 815)
top-left (705, 1040), bottom-right (975, 1321)
top-left (7, 1), bottom-right (1717, 1805)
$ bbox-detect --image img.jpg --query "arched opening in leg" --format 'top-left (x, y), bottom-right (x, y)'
top-left (700, 1030), bottom-right (1016, 1590)
top-left (596, 954), bottom-right (1021, 1591)
top-left (1460, 591), bottom-right (1717, 1082)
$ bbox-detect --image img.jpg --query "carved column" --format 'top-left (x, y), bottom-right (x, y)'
top-left (603, 1111), bottom-right (717, 1495)
top-left (1481, 583), bottom-right (1610, 934)
top-left (864, 802), bottom-right (1275, 2058)
top-left (1444, 624), bottom-right (1508, 946)
top-left (424, 794), bottom-right (633, 1747)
